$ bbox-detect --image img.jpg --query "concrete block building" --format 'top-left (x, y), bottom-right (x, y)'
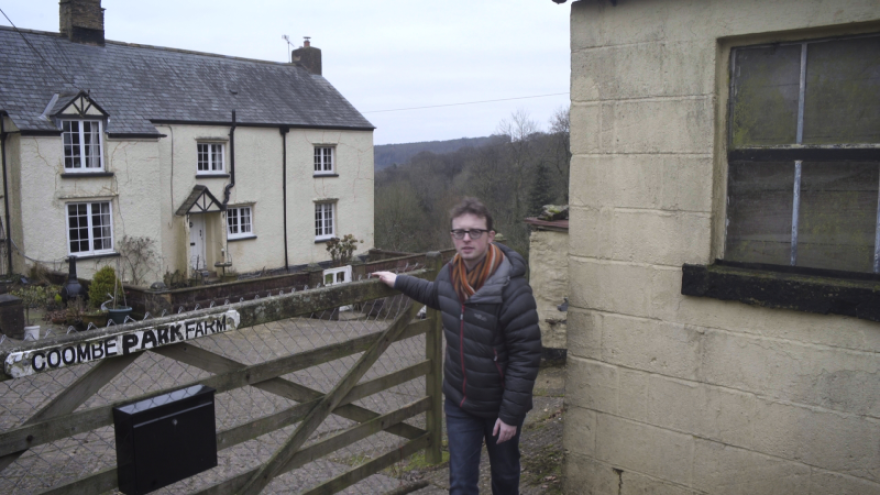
top-left (555, 0), bottom-right (880, 493)
top-left (0, 0), bottom-right (374, 284)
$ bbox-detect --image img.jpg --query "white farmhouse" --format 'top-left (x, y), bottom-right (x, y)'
top-left (0, 0), bottom-right (374, 284)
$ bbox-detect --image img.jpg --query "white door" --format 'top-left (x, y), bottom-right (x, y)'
top-left (190, 216), bottom-right (207, 271)
top-left (323, 265), bottom-right (353, 311)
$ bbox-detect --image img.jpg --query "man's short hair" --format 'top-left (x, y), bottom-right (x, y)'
top-left (449, 197), bottom-right (494, 232)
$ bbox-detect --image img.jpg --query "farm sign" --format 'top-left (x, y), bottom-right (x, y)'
top-left (4, 309), bottom-right (240, 378)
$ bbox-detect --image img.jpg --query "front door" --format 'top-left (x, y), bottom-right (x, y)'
top-left (190, 215), bottom-right (207, 271)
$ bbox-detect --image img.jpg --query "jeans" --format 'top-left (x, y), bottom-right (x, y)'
top-left (445, 399), bottom-right (523, 495)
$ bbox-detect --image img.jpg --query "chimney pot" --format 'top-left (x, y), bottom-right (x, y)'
top-left (59, 0), bottom-right (105, 46)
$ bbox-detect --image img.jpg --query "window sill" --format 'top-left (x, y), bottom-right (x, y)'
top-left (61, 172), bottom-right (114, 178)
top-left (227, 235), bottom-right (257, 242)
top-left (196, 173), bottom-right (230, 178)
top-left (313, 173), bottom-right (339, 178)
top-left (681, 260), bottom-right (880, 323)
top-left (68, 252), bottom-right (121, 261)
top-left (315, 237), bottom-right (334, 244)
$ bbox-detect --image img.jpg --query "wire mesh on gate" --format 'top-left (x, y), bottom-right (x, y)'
top-left (0, 263), bottom-right (434, 495)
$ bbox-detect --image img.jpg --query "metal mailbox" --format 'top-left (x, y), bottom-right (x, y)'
top-left (113, 384), bottom-right (217, 495)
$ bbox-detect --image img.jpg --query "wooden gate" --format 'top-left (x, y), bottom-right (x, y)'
top-left (0, 254), bottom-right (445, 494)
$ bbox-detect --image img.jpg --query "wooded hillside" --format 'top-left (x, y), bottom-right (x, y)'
top-left (374, 136), bottom-right (506, 171)
top-left (374, 109), bottom-right (571, 260)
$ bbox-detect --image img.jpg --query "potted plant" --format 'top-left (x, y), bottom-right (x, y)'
top-left (11, 285), bottom-right (47, 340)
top-left (63, 297), bottom-right (89, 330)
top-left (107, 262), bottom-right (133, 324)
top-left (84, 265), bottom-right (117, 328)
top-left (326, 234), bottom-right (362, 267)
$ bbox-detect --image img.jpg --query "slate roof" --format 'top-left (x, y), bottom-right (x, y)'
top-left (0, 26), bottom-right (374, 135)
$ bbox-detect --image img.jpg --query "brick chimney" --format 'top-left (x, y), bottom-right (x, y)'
top-left (292, 37), bottom-right (322, 75)
top-left (59, 0), bottom-right (105, 46)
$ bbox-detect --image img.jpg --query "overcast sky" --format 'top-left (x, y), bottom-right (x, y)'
top-left (1, 0), bottom-right (571, 145)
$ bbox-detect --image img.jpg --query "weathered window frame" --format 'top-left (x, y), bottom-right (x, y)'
top-left (724, 33), bottom-right (880, 274)
top-left (683, 30), bottom-right (880, 321)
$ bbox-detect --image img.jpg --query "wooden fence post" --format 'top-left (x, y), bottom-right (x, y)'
top-left (424, 251), bottom-right (444, 464)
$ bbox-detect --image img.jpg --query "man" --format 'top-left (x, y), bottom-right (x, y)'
top-left (372, 197), bottom-right (542, 495)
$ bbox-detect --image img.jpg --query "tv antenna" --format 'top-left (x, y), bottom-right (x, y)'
top-left (282, 35), bottom-right (293, 62)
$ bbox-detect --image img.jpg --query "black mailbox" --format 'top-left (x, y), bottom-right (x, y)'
top-left (113, 384), bottom-right (218, 495)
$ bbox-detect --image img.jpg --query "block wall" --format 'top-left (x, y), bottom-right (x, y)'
top-left (564, 0), bottom-right (880, 493)
top-left (528, 228), bottom-right (569, 349)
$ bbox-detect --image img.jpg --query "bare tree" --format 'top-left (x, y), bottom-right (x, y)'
top-left (548, 106), bottom-right (572, 202)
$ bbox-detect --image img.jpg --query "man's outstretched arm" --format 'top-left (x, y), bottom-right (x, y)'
top-left (371, 271), bottom-right (441, 310)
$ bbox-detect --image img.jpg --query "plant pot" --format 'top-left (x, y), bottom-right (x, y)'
top-left (23, 325), bottom-right (39, 341)
top-left (108, 307), bottom-right (133, 324)
top-left (81, 311), bottom-right (109, 329)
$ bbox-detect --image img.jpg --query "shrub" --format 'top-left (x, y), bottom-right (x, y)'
top-left (10, 285), bottom-right (47, 325)
top-left (326, 234), bottom-right (362, 267)
top-left (88, 266), bottom-right (119, 310)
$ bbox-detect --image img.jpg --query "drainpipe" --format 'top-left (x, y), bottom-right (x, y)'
top-left (0, 115), bottom-right (12, 276)
top-left (222, 110), bottom-right (237, 207)
top-left (280, 126), bottom-right (290, 272)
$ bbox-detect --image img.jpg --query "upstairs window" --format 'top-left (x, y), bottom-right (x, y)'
top-left (227, 206), bottom-right (254, 239)
top-left (62, 120), bottom-right (103, 171)
top-left (315, 202), bottom-right (335, 241)
top-left (197, 143), bottom-right (225, 175)
top-left (314, 146), bottom-right (335, 175)
top-left (67, 201), bottom-right (113, 255)
top-left (725, 34), bottom-right (880, 274)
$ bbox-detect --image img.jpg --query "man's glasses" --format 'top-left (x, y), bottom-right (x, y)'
top-left (450, 229), bottom-right (489, 240)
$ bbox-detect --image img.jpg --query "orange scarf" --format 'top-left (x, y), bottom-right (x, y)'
top-left (451, 244), bottom-right (505, 302)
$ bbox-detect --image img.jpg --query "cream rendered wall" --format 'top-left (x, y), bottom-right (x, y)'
top-left (283, 129), bottom-right (374, 265)
top-left (528, 228), bottom-right (568, 349)
top-left (11, 133), bottom-right (162, 283)
top-left (565, 0), bottom-right (880, 493)
top-left (155, 124), bottom-right (373, 278)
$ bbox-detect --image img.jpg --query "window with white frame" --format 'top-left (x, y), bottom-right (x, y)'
top-left (314, 146), bottom-right (334, 175)
top-left (227, 206), bottom-right (254, 239)
top-left (323, 265), bottom-right (352, 286)
top-left (67, 202), bottom-right (113, 255)
top-left (725, 33), bottom-right (880, 274)
top-left (62, 120), bottom-right (104, 171)
top-left (197, 143), bottom-right (225, 174)
top-left (315, 202), bottom-right (335, 240)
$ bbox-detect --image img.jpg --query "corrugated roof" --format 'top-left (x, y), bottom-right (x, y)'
top-left (0, 27), bottom-right (374, 135)
top-left (523, 217), bottom-right (569, 231)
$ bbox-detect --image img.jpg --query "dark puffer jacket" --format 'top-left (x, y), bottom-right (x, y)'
top-left (394, 243), bottom-right (542, 425)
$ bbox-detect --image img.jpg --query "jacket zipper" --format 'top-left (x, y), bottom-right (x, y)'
top-left (459, 304), bottom-right (467, 407)
top-left (494, 348), bottom-right (505, 389)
